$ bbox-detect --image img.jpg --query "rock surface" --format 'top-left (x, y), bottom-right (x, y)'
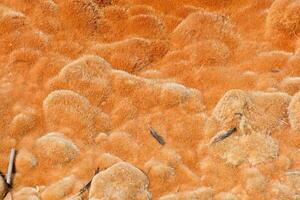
top-left (288, 91), bottom-right (300, 131)
top-left (1, 0), bottom-right (300, 199)
top-left (89, 162), bottom-right (151, 200)
top-left (159, 187), bottom-right (214, 200)
top-left (212, 89), bottom-right (290, 134)
top-left (15, 149), bottom-right (37, 173)
top-left (35, 132), bottom-right (79, 164)
top-left (41, 176), bottom-right (76, 200)
top-left (0, 175), bottom-right (7, 199)
top-left (12, 187), bottom-right (40, 200)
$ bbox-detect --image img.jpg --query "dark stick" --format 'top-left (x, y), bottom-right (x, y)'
top-left (149, 127), bottom-right (165, 145)
top-left (210, 127), bottom-right (237, 145)
top-left (79, 168), bottom-right (100, 195)
top-left (69, 168), bottom-right (100, 199)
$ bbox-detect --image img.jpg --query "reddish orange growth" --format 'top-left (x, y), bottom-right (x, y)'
top-left (0, 0), bottom-right (300, 199)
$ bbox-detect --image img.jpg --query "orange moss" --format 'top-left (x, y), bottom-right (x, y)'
top-left (0, 0), bottom-right (300, 199)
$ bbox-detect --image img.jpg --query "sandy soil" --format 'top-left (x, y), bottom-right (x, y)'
top-left (0, 0), bottom-right (300, 199)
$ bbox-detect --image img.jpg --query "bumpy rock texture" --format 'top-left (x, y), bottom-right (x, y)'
top-left (41, 176), bottom-right (76, 200)
top-left (212, 89), bottom-right (290, 134)
top-left (35, 132), bottom-right (79, 165)
top-left (159, 187), bottom-right (214, 200)
top-left (89, 162), bottom-right (151, 199)
top-left (288, 91), bottom-right (300, 131)
top-left (0, 0), bottom-right (300, 199)
top-left (0, 175), bottom-right (7, 199)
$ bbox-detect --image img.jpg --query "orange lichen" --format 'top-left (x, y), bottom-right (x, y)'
top-left (0, 0), bottom-right (299, 199)
top-left (265, 0), bottom-right (300, 51)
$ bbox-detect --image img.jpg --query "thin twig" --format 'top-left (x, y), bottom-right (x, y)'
top-left (149, 127), bottom-right (166, 145)
top-left (68, 168), bottom-right (100, 199)
top-left (210, 127), bottom-right (237, 145)
top-left (6, 149), bottom-right (16, 187)
top-left (78, 168), bottom-right (100, 195)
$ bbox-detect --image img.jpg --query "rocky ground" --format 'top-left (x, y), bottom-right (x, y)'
top-left (0, 0), bottom-right (300, 199)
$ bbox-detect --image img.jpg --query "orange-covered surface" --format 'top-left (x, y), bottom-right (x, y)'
top-left (0, 0), bottom-right (300, 199)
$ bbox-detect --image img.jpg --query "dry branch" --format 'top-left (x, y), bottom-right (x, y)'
top-left (68, 168), bottom-right (100, 199)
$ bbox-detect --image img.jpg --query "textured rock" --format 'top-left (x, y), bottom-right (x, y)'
top-left (2, 0), bottom-right (300, 199)
top-left (215, 192), bottom-right (238, 200)
top-left (173, 5), bottom-right (203, 19)
top-left (127, 5), bottom-right (155, 16)
top-left (90, 37), bottom-right (168, 72)
top-left (171, 10), bottom-right (239, 50)
top-left (15, 149), bottom-right (37, 173)
top-left (266, 0), bottom-right (300, 50)
top-left (288, 91), bottom-right (300, 131)
top-left (211, 132), bottom-right (279, 166)
top-left (102, 5), bottom-right (127, 20)
top-left (9, 112), bottom-right (36, 136)
top-left (0, 5), bottom-right (26, 34)
top-left (13, 187), bottom-right (40, 200)
top-left (243, 168), bottom-right (268, 194)
top-left (65, 196), bottom-right (82, 200)
top-left (159, 82), bottom-right (191, 107)
top-left (94, 132), bottom-right (109, 144)
top-left (102, 131), bottom-right (141, 162)
top-left (126, 14), bottom-right (166, 39)
top-left (280, 77), bottom-right (300, 95)
top-left (284, 170), bottom-right (300, 193)
top-left (58, 0), bottom-right (103, 32)
top-left (0, 174), bottom-right (7, 199)
top-left (96, 153), bottom-right (123, 170)
top-left (276, 155), bottom-right (292, 171)
top-left (91, 107), bottom-right (111, 132)
top-left (35, 132), bottom-right (79, 164)
top-left (144, 159), bottom-right (176, 187)
top-left (110, 98), bottom-right (138, 128)
top-left (48, 55), bottom-right (112, 105)
top-left (212, 89), bottom-right (290, 133)
top-left (287, 50), bottom-right (300, 74)
top-left (271, 181), bottom-right (297, 200)
top-left (185, 40), bottom-right (231, 66)
top-left (41, 176), bottom-right (76, 200)
top-left (89, 162), bottom-right (151, 200)
top-left (159, 187), bottom-right (214, 200)
top-left (43, 89), bottom-right (94, 137)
